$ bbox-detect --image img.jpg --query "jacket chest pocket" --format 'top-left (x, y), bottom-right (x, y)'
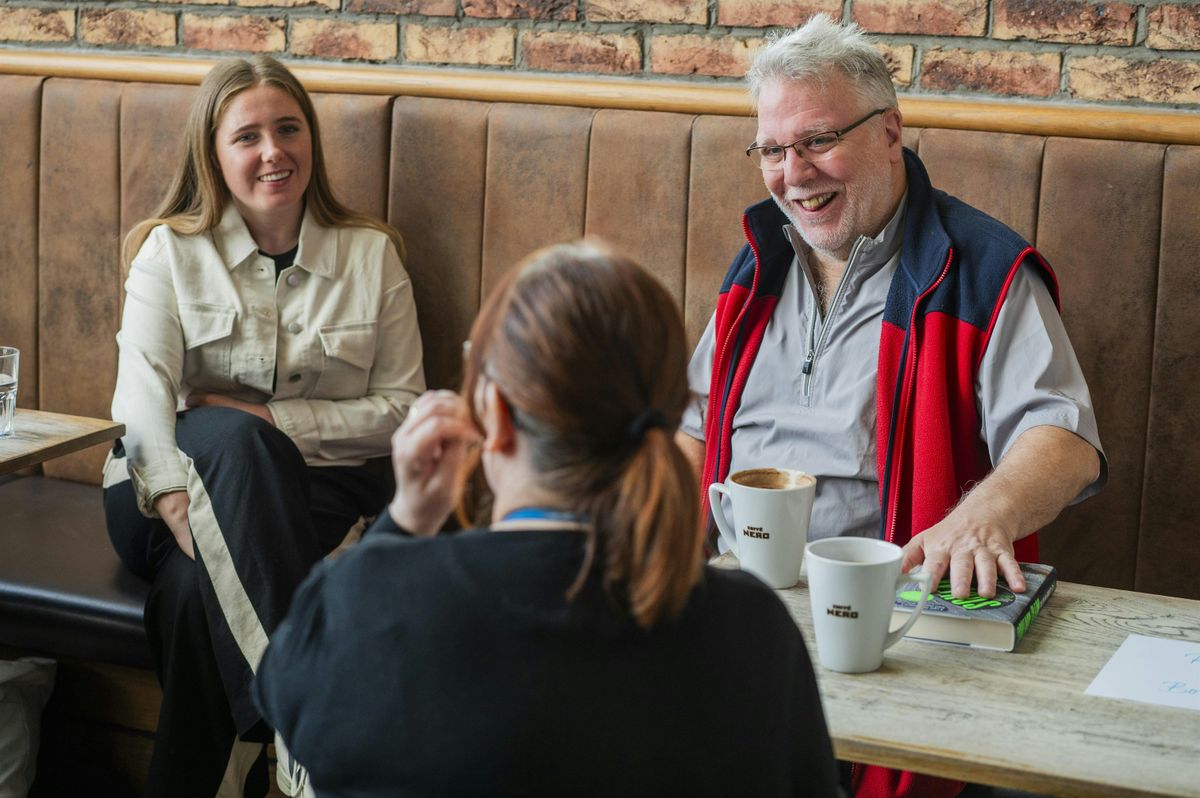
top-left (179, 302), bottom-right (236, 380)
top-left (315, 320), bottom-right (377, 398)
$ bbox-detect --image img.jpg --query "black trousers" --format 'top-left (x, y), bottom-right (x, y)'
top-left (104, 407), bottom-right (392, 798)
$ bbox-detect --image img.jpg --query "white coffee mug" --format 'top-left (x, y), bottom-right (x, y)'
top-left (805, 537), bottom-right (933, 673)
top-left (708, 467), bottom-right (816, 589)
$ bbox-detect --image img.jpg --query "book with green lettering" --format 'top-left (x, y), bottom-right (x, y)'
top-left (892, 563), bottom-right (1057, 652)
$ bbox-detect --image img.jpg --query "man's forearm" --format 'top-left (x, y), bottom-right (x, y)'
top-left (904, 424), bottom-right (1101, 597)
top-left (954, 424), bottom-right (1100, 543)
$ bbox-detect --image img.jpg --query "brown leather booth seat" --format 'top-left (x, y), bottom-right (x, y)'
top-left (0, 477), bottom-right (151, 669)
top-left (2, 58), bottom-right (1199, 795)
top-left (1, 68), bottom-right (1200, 667)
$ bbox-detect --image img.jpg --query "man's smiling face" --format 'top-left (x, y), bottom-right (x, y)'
top-left (756, 72), bottom-right (904, 261)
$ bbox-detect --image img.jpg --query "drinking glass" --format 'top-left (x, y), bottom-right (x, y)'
top-left (0, 347), bottom-right (19, 437)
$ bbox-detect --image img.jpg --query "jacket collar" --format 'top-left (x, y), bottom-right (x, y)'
top-left (897, 147), bottom-right (952, 294)
top-left (743, 197), bottom-right (793, 275)
top-left (212, 204), bottom-right (338, 280)
top-left (213, 204), bottom-right (259, 269)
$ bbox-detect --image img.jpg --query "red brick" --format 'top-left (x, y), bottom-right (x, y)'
top-left (292, 18), bottom-right (397, 61)
top-left (993, 0), bottom-right (1135, 46)
top-left (184, 14), bottom-right (286, 53)
top-left (347, 0), bottom-right (457, 13)
top-left (81, 9), bottom-right (175, 47)
top-left (875, 43), bottom-right (914, 87)
top-left (236, 0), bottom-right (339, 9)
top-left (852, 0), bottom-right (986, 36)
top-left (1068, 55), bottom-right (1200, 104)
top-left (523, 30), bottom-right (639, 73)
top-left (588, 0), bottom-right (706, 25)
top-left (920, 48), bottom-right (1061, 98)
top-left (650, 34), bottom-right (762, 78)
top-left (1147, 5), bottom-right (1200, 51)
top-left (404, 24), bottom-right (515, 66)
top-left (716, 0), bottom-right (840, 28)
top-left (466, 0), bottom-right (576, 20)
top-left (0, 7), bottom-right (74, 43)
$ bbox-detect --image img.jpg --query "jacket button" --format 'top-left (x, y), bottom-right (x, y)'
top-left (287, 322), bottom-right (303, 334)
top-left (287, 273), bottom-right (302, 287)
top-left (288, 373), bottom-right (302, 383)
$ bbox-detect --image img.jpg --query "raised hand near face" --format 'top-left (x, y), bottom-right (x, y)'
top-left (387, 390), bottom-right (481, 536)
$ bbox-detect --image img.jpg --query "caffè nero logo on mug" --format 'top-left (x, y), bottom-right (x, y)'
top-left (827, 604), bottom-right (859, 619)
top-left (741, 525), bottom-right (770, 540)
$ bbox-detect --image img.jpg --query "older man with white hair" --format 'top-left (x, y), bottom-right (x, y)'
top-left (679, 15), bottom-right (1106, 798)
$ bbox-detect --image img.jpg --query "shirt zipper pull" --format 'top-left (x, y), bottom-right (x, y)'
top-left (801, 349), bottom-right (814, 375)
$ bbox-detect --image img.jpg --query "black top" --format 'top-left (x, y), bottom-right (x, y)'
top-left (262, 244), bottom-right (299, 281)
top-left (253, 516), bottom-right (839, 798)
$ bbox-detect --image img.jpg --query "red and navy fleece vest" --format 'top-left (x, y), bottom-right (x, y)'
top-left (702, 148), bottom-right (1061, 798)
top-left (703, 148), bottom-right (1058, 556)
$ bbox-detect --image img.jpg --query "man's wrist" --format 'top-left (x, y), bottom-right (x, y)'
top-left (955, 486), bottom-right (1022, 543)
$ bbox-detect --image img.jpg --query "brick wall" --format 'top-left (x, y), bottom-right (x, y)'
top-left (3, 0), bottom-right (1200, 106)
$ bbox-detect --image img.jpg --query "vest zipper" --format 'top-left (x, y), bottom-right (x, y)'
top-left (709, 215), bottom-right (763, 485)
top-left (885, 248), bottom-right (955, 544)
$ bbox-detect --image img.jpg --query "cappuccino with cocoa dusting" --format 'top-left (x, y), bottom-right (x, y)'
top-left (732, 468), bottom-right (816, 491)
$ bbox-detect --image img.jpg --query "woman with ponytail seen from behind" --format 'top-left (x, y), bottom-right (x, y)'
top-left (253, 241), bottom-right (840, 797)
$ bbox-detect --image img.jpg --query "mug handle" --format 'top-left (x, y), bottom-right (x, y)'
top-left (883, 567), bottom-right (933, 650)
top-left (707, 482), bottom-right (739, 555)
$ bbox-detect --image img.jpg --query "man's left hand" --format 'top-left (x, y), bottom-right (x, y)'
top-left (186, 392), bottom-right (275, 426)
top-left (899, 425), bottom-right (1100, 601)
top-left (901, 511), bottom-right (1024, 599)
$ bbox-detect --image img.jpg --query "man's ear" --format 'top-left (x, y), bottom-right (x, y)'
top-left (883, 107), bottom-right (904, 157)
top-left (481, 381), bottom-right (518, 454)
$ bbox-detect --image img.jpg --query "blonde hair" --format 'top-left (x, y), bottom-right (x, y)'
top-left (122, 55), bottom-right (403, 268)
top-left (460, 242), bottom-right (704, 629)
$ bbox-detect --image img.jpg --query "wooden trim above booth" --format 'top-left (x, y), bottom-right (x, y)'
top-left (3, 48), bottom-right (1200, 145)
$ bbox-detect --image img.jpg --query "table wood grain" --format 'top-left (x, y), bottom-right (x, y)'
top-left (0, 409), bottom-right (124, 475)
top-left (767, 567), bottom-right (1200, 797)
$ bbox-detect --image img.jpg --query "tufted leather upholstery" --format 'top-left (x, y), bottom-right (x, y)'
top-left (1, 74), bottom-right (1199, 673)
top-left (0, 76), bottom-right (41, 414)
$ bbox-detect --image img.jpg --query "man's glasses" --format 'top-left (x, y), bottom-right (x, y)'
top-left (745, 108), bottom-right (887, 169)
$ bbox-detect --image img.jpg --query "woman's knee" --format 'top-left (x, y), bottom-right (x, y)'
top-left (175, 407), bottom-right (301, 475)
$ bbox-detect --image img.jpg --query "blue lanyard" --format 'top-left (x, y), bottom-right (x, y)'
top-left (500, 506), bottom-right (590, 524)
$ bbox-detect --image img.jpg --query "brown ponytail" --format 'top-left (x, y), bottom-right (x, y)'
top-left (460, 241), bottom-right (703, 628)
top-left (601, 426), bottom-right (702, 626)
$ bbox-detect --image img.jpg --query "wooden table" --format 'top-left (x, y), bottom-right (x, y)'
top-left (0, 409), bottom-right (124, 475)
top-left (773, 573), bottom-right (1200, 797)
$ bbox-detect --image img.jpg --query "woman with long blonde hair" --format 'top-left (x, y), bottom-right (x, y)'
top-left (254, 242), bottom-right (838, 797)
top-left (104, 56), bottom-right (424, 797)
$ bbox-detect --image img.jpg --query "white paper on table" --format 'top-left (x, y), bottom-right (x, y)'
top-left (1085, 634), bottom-right (1200, 712)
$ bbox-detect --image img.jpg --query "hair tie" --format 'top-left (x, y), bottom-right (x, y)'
top-left (626, 408), bottom-right (668, 443)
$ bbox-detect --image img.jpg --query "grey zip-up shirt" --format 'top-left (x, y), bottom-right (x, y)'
top-left (683, 196), bottom-right (1104, 543)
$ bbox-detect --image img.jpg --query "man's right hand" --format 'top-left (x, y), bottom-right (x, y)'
top-left (154, 490), bottom-right (194, 560)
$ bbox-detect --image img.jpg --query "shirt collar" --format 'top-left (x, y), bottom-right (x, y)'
top-left (212, 204), bottom-right (338, 279)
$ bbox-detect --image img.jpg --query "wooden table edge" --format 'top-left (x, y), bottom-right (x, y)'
top-left (0, 410), bottom-right (124, 474)
top-left (833, 735), bottom-right (1192, 798)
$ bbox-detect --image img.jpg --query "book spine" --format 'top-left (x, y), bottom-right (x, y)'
top-left (1013, 575), bottom-right (1057, 642)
